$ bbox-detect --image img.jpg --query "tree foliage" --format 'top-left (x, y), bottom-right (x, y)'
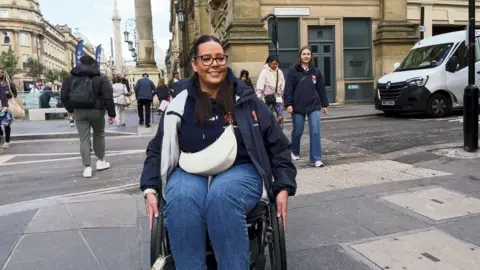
top-left (0, 46), bottom-right (21, 77)
top-left (58, 70), bottom-right (70, 82)
top-left (24, 57), bottom-right (45, 82)
top-left (44, 68), bottom-right (59, 82)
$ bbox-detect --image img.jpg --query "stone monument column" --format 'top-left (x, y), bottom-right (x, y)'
top-left (374, 0), bottom-right (418, 79)
top-left (134, 0), bottom-right (157, 69)
top-left (217, 0), bottom-right (271, 84)
top-left (112, 0), bottom-right (124, 73)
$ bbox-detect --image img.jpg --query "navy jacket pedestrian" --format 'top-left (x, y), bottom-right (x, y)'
top-left (140, 69), bottom-right (297, 200)
top-left (134, 75), bottom-right (156, 100)
top-left (283, 64), bottom-right (329, 115)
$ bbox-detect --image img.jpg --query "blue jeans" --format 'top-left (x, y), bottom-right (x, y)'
top-left (291, 110), bottom-right (322, 163)
top-left (164, 163), bottom-right (263, 270)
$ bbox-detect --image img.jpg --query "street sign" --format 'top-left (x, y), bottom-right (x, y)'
top-left (273, 7), bottom-right (310, 16)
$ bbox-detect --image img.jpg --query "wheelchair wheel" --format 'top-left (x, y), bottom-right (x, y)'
top-left (268, 204), bottom-right (287, 270)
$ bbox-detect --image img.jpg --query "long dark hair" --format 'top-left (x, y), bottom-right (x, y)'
top-left (192, 35), bottom-right (235, 126)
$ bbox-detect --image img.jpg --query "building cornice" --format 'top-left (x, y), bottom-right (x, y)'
top-left (0, 4), bottom-right (43, 17)
top-left (0, 18), bottom-right (44, 33)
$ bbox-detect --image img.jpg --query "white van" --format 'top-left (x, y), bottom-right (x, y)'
top-left (375, 30), bottom-right (480, 117)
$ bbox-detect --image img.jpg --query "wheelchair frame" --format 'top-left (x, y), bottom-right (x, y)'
top-left (150, 198), bottom-right (287, 270)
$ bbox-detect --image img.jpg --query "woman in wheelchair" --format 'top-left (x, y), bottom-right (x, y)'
top-left (140, 35), bottom-right (297, 270)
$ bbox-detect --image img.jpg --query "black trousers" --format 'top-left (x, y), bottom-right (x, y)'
top-left (137, 99), bottom-right (152, 125)
top-left (0, 125), bottom-right (11, 143)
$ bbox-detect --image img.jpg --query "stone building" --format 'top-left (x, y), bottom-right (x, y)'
top-left (167, 0), bottom-right (480, 104)
top-left (0, 0), bottom-right (95, 91)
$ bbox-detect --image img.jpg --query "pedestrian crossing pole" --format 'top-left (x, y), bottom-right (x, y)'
top-left (463, 0), bottom-right (479, 152)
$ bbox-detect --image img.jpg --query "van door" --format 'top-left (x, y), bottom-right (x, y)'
top-left (446, 39), bottom-right (480, 106)
top-left (446, 42), bottom-right (467, 105)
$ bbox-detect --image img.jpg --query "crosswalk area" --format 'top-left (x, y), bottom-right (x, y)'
top-left (410, 115), bottom-right (480, 124)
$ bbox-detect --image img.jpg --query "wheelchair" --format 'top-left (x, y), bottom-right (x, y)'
top-left (150, 196), bottom-right (288, 270)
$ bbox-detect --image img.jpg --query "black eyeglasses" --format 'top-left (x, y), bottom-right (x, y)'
top-left (195, 54), bottom-right (228, 66)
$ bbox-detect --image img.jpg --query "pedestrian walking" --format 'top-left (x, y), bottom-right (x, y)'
top-left (284, 46), bottom-right (329, 167)
top-left (134, 73), bottom-right (156, 128)
top-left (112, 76), bottom-right (129, 126)
top-left (256, 55), bottom-right (286, 129)
top-left (239, 69), bottom-right (254, 90)
top-left (0, 68), bottom-right (17, 149)
top-left (155, 78), bottom-right (170, 115)
top-left (61, 55), bottom-right (116, 178)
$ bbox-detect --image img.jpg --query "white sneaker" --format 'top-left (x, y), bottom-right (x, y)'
top-left (2, 142), bottom-right (9, 149)
top-left (291, 153), bottom-right (299, 161)
top-left (96, 160), bottom-right (111, 171)
top-left (311, 161), bottom-right (325, 168)
top-left (83, 167), bottom-right (92, 178)
top-left (70, 122), bottom-right (74, 127)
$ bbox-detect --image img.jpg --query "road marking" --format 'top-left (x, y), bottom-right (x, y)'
top-left (0, 183), bottom-right (139, 216)
top-left (8, 150), bottom-right (135, 157)
top-left (10, 134), bottom-right (154, 144)
top-left (0, 149), bottom-right (145, 166)
top-left (0, 155), bottom-right (15, 164)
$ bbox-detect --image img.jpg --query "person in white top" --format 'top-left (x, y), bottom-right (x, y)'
top-left (112, 76), bottom-right (130, 126)
top-left (256, 55), bottom-right (286, 128)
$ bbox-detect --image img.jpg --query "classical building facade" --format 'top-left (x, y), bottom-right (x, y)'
top-left (0, 0), bottom-right (96, 90)
top-left (167, 0), bottom-right (480, 104)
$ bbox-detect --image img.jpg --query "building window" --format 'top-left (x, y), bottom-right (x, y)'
top-left (23, 55), bottom-right (29, 68)
top-left (20, 32), bottom-right (30, 46)
top-left (343, 18), bottom-right (372, 79)
top-left (0, 10), bottom-right (8, 18)
top-left (20, 12), bottom-right (28, 20)
top-left (268, 18), bottom-right (299, 75)
top-left (2, 32), bottom-right (10, 45)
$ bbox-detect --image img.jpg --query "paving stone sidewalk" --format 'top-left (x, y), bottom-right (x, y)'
top-left (1, 153), bottom-right (479, 270)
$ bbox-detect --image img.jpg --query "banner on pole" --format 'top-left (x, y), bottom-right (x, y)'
top-left (75, 40), bottom-right (84, 66)
top-left (96, 44), bottom-right (102, 70)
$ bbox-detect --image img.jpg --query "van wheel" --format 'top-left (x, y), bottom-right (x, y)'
top-left (426, 93), bottom-right (452, 118)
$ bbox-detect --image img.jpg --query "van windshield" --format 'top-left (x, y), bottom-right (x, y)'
top-left (396, 43), bottom-right (454, 71)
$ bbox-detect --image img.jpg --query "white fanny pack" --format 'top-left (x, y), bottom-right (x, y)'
top-left (179, 124), bottom-right (237, 177)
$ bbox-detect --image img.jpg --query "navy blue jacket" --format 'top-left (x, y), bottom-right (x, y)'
top-left (283, 65), bottom-right (329, 115)
top-left (140, 69), bottom-right (297, 200)
top-left (134, 77), bottom-right (156, 100)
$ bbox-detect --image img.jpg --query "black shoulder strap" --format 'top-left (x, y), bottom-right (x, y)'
top-left (294, 75), bottom-right (308, 92)
top-left (274, 70), bottom-right (279, 93)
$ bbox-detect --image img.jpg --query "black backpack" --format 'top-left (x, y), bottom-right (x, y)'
top-left (69, 76), bottom-right (97, 108)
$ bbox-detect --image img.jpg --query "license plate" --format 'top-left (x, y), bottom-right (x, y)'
top-left (382, 100), bottom-right (395, 106)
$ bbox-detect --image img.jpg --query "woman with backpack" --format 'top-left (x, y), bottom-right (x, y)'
top-left (283, 46), bottom-right (329, 167)
top-left (256, 55), bottom-right (285, 129)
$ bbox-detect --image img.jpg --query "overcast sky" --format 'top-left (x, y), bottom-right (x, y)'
top-left (39, 0), bottom-right (171, 63)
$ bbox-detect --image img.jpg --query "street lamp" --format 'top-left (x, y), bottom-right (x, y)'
top-left (176, 3), bottom-right (185, 29)
top-left (463, 0), bottom-right (479, 152)
top-left (124, 18), bottom-right (137, 62)
top-left (261, 13), bottom-right (279, 57)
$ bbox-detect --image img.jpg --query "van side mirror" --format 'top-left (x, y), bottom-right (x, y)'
top-left (446, 56), bottom-right (459, 72)
top-left (393, 62), bottom-right (400, 70)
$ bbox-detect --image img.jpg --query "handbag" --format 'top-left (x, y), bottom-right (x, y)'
top-left (264, 69), bottom-right (279, 106)
top-left (123, 85), bottom-right (131, 106)
top-left (179, 124), bottom-right (238, 177)
top-left (4, 79), bottom-right (25, 118)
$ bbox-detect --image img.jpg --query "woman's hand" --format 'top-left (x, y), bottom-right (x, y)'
top-left (2, 107), bottom-right (8, 112)
top-left (322, 107), bottom-right (328, 115)
top-left (286, 106), bottom-right (293, 114)
top-left (276, 190), bottom-right (289, 228)
top-left (145, 193), bottom-right (159, 230)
